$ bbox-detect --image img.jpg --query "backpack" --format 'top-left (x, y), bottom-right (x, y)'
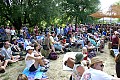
top-left (49, 52), bottom-right (58, 60)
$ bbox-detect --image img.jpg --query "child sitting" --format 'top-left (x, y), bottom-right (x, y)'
top-left (82, 47), bottom-right (90, 67)
top-left (82, 47), bottom-right (88, 60)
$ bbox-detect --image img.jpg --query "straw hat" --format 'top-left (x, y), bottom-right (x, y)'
top-left (90, 57), bottom-right (103, 67)
top-left (75, 52), bottom-right (87, 63)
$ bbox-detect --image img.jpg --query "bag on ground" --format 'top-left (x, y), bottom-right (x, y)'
top-left (49, 52), bottom-right (58, 60)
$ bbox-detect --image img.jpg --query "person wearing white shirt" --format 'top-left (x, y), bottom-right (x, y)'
top-left (24, 38), bottom-right (31, 50)
top-left (25, 46), bottom-right (45, 72)
top-left (11, 27), bottom-right (16, 42)
top-left (1, 41), bottom-right (20, 63)
top-left (81, 57), bottom-right (120, 80)
top-left (5, 27), bottom-right (11, 41)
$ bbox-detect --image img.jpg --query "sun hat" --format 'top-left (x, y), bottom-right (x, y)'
top-left (26, 46), bottom-right (34, 51)
top-left (75, 52), bottom-right (87, 63)
top-left (90, 57), bottom-right (103, 67)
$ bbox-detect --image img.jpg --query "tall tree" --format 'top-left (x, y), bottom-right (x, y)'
top-left (0, 0), bottom-right (60, 30)
top-left (61, 0), bottom-right (100, 24)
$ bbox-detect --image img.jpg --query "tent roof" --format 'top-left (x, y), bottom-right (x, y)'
top-left (89, 11), bottom-right (107, 18)
top-left (90, 5), bottom-right (120, 18)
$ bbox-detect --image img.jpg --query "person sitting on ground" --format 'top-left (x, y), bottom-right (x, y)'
top-left (0, 41), bottom-right (20, 63)
top-left (24, 37), bottom-right (32, 50)
top-left (81, 57), bottom-right (120, 80)
top-left (85, 41), bottom-right (96, 59)
top-left (112, 31), bottom-right (119, 49)
top-left (43, 33), bottom-right (51, 51)
top-left (60, 37), bottom-right (69, 48)
top-left (0, 54), bottom-right (8, 73)
top-left (48, 32), bottom-right (56, 52)
top-left (75, 36), bottom-right (84, 48)
top-left (82, 47), bottom-right (88, 61)
top-left (82, 47), bottom-right (90, 67)
top-left (70, 52), bottom-right (86, 80)
top-left (17, 74), bottom-right (28, 80)
top-left (25, 46), bottom-right (47, 72)
top-left (11, 37), bottom-right (21, 52)
top-left (33, 43), bottom-right (49, 65)
top-left (49, 32), bottom-right (64, 53)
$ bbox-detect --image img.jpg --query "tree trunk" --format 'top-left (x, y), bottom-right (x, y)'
top-left (75, 16), bottom-right (78, 24)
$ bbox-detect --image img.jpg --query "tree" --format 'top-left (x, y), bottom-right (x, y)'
top-left (0, 0), bottom-right (101, 30)
top-left (0, 0), bottom-right (60, 30)
top-left (61, 0), bottom-right (100, 24)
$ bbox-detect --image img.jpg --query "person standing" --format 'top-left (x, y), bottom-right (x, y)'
top-left (10, 27), bottom-right (16, 42)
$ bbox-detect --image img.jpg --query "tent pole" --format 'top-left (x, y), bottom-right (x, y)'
top-left (110, 8), bottom-right (112, 41)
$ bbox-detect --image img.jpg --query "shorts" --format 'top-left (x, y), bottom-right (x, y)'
top-left (29, 64), bottom-right (37, 72)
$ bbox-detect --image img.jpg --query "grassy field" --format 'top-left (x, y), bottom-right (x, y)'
top-left (0, 61), bottom-right (25, 80)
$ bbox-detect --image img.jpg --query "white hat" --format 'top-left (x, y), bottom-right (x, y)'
top-left (12, 37), bottom-right (16, 40)
top-left (114, 31), bottom-right (119, 35)
top-left (26, 46), bottom-right (34, 51)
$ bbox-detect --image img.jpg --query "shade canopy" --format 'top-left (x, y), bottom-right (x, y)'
top-left (90, 5), bottom-right (120, 18)
top-left (89, 11), bottom-right (107, 18)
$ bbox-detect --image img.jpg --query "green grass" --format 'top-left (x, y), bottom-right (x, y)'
top-left (0, 61), bottom-right (25, 80)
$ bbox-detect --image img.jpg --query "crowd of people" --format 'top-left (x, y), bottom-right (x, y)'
top-left (0, 23), bottom-right (120, 80)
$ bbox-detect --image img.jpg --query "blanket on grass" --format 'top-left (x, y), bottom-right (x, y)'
top-left (22, 67), bottom-right (48, 80)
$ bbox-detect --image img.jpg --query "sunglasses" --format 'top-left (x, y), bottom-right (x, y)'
top-left (100, 64), bottom-right (104, 67)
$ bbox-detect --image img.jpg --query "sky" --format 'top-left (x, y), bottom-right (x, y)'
top-left (100, 0), bottom-right (119, 10)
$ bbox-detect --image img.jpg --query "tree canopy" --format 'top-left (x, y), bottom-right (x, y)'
top-left (0, 0), bottom-right (100, 30)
